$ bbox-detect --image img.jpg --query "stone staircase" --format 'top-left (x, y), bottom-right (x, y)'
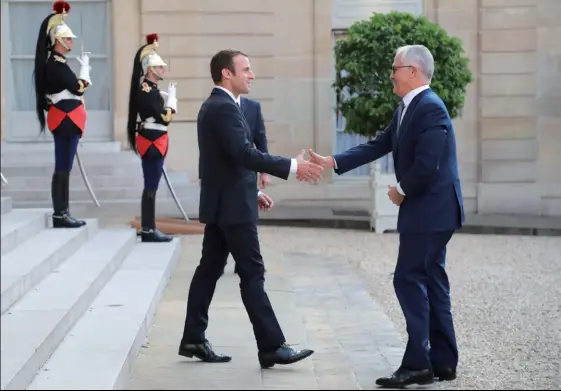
top-left (0, 196), bottom-right (181, 390)
top-left (0, 142), bottom-right (200, 219)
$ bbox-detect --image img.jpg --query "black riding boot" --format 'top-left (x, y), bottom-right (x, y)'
top-left (62, 171), bottom-right (86, 227)
top-left (140, 189), bottom-right (173, 243)
top-left (52, 172), bottom-right (86, 228)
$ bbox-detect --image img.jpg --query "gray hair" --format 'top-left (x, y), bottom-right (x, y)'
top-left (396, 45), bottom-right (434, 82)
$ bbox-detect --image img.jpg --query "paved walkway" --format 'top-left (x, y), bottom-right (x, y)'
top-left (126, 237), bottom-right (417, 390)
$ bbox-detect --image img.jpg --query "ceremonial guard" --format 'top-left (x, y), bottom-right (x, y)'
top-left (33, 0), bottom-right (92, 228)
top-left (127, 34), bottom-right (178, 242)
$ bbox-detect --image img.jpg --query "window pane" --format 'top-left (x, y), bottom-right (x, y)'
top-left (9, 2), bottom-right (52, 56)
top-left (63, 2), bottom-right (108, 55)
top-left (11, 59), bottom-right (35, 111)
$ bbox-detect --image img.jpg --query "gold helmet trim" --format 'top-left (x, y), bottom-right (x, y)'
top-left (140, 34), bottom-right (167, 76)
top-left (47, 1), bottom-right (77, 49)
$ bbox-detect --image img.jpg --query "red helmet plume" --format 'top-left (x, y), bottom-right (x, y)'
top-left (146, 34), bottom-right (158, 45)
top-left (52, 1), bottom-right (71, 14)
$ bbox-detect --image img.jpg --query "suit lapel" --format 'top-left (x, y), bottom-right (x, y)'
top-left (396, 88), bottom-right (431, 145)
top-left (212, 89), bottom-right (251, 139)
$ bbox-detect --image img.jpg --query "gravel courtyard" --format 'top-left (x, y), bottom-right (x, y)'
top-left (256, 226), bottom-right (561, 390)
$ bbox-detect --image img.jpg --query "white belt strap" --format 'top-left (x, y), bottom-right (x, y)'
top-left (143, 123), bottom-right (167, 131)
top-left (46, 89), bottom-right (82, 104)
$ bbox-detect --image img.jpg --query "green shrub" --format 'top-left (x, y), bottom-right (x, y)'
top-left (333, 11), bottom-right (473, 137)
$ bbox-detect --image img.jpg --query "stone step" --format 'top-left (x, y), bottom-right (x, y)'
top-left (2, 185), bottom-right (198, 203)
top-left (1, 170), bottom-right (192, 189)
top-left (28, 238), bottom-right (182, 390)
top-left (0, 229), bottom-right (136, 390)
top-left (10, 197), bottom-right (200, 219)
top-left (0, 163), bottom-right (143, 177)
top-left (1, 197), bottom-right (12, 215)
top-left (1, 141), bottom-right (122, 154)
top-left (0, 209), bottom-right (49, 256)
top-left (1, 220), bottom-right (98, 315)
top-left (0, 153), bottom-right (139, 165)
top-left (1, 166), bottom-right (194, 182)
top-left (3, 175), bottom-right (146, 189)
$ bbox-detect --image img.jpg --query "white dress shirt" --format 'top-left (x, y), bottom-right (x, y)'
top-left (398, 85), bottom-right (430, 126)
top-left (213, 86), bottom-right (298, 196)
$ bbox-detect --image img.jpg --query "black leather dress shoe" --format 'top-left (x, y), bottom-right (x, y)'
top-left (257, 343), bottom-right (314, 368)
top-left (375, 366), bottom-right (434, 388)
top-left (433, 366), bottom-right (456, 381)
top-left (140, 228), bottom-right (173, 243)
top-left (53, 213), bottom-right (86, 228)
top-left (178, 340), bottom-right (231, 363)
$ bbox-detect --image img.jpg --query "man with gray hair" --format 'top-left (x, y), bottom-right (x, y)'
top-left (308, 44), bottom-right (464, 387)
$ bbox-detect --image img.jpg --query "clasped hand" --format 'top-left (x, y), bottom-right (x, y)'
top-left (294, 150), bottom-right (325, 183)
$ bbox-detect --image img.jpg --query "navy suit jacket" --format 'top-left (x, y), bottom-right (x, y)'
top-left (197, 88), bottom-right (291, 225)
top-left (198, 97), bottom-right (268, 180)
top-left (333, 88), bottom-right (464, 234)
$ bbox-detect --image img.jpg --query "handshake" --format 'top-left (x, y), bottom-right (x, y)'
top-left (294, 149), bottom-right (336, 183)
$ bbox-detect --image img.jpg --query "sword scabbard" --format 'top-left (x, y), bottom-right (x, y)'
top-left (162, 165), bottom-right (190, 223)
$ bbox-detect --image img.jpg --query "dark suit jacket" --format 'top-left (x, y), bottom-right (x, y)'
top-left (240, 97), bottom-right (268, 153)
top-left (197, 88), bottom-right (291, 225)
top-left (333, 88), bottom-right (464, 234)
top-left (198, 97), bottom-right (268, 180)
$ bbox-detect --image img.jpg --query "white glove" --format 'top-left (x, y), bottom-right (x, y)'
top-left (165, 82), bottom-right (177, 112)
top-left (159, 91), bottom-right (168, 99)
top-left (76, 53), bottom-right (92, 86)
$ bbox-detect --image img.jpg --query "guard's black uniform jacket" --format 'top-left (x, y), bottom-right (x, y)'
top-left (135, 78), bottom-right (175, 158)
top-left (45, 50), bottom-right (90, 137)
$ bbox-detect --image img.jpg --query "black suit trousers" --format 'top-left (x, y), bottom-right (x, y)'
top-left (181, 222), bottom-right (285, 351)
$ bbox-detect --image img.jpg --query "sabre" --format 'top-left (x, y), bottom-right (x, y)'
top-left (162, 166), bottom-right (190, 223)
top-left (1, 172), bottom-right (7, 185)
top-left (74, 10), bottom-right (99, 207)
top-left (76, 151), bottom-right (100, 207)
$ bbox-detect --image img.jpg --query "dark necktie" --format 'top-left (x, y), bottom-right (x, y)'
top-left (396, 101), bottom-right (405, 136)
top-left (237, 100), bottom-right (251, 138)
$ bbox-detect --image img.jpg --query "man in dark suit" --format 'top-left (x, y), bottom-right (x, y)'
top-left (309, 45), bottom-right (464, 388)
top-left (198, 96), bottom-right (271, 275)
top-left (179, 49), bottom-right (322, 368)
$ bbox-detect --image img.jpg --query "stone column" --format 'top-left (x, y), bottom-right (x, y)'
top-left (111, 0), bottom-right (141, 148)
top-left (429, 0), bottom-right (480, 214)
top-left (477, 0), bottom-right (541, 214)
top-left (536, 0), bottom-right (561, 215)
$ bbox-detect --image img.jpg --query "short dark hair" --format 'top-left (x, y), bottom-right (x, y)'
top-left (210, 49), bottom-right (248, 84)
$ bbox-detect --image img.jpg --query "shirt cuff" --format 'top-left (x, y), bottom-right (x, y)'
top-left (332, 157), bottom-right (338, 170)
top-left (257, 190), bottom-right (263, 197)
top-left (289, 158), bottom-right (297, 175)
top-left (396, 183), bottom-right (406, 196)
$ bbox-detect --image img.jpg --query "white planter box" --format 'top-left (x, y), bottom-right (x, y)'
top-left (369, 159), bottom-right (399, 233)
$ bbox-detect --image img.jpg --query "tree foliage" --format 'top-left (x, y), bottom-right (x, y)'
top-left (333, 11), bottom-right (473, 137)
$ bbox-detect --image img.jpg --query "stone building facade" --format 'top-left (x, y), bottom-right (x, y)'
top-left (1, 0), bottom-right (559, 216)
